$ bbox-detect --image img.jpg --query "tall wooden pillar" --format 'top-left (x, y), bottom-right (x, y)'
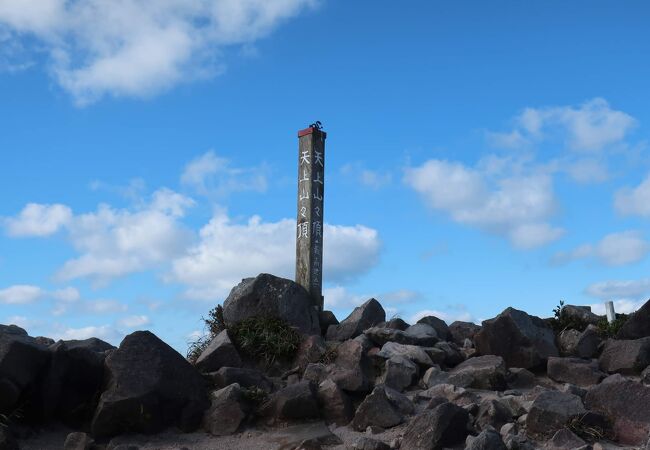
top-left (295, 124), bottom-right (326, 311)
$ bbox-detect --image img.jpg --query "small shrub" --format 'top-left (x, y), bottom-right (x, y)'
top-left (186, 334), bottom-right (211, 364)
top-left (549, 300), bottom-right (589, 333)
top-left (567, 413), bottom-right (613, 442)
top-left (596, 314), bottom-right (629, 338)
top-left (229, 316), bottom-right (301, 365)
top-left (186, 304), bottom-right (226, 363)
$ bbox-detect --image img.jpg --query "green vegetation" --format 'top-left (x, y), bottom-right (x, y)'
top-left (229, 316), bottom-right (301, 365)
top-left (186, 304), bottom-right (226, 364)
top-left (596, 314), bottom-right (628, 338)
top-left (549, 299), bottom-right (629, 338)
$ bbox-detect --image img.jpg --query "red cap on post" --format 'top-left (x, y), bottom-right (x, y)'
top-left (298, 127), bottom-right (327, 138)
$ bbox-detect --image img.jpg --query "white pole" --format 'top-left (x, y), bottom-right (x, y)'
top-left (605, 301), bottom-right (616, 324)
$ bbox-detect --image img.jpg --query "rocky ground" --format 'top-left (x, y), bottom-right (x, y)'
top-left (2, 273), bottom-right (650, 450)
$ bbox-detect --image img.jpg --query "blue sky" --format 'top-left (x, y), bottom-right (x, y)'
top-left (2, 1), bottom-right (650, 352)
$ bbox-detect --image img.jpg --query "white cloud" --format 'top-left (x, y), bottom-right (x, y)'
top-left (566, 159), bottom-right (609, 184)
top-left (589, 299), bottom-right (647, 315)
top-left (4, 203), bottom-right (72, 237)
top-left (168, 213), bottom-right (381, 300)
top-left (0, 0), bottom-right (318, 104)
top-left (341, 164), bottom-right (392, 189)
top-left (118, 315), bottom-right (150, 328)
top-left (404, 159), bottom-right (563, 249)
top-left (323, 286), bottom-right (369, 309)
top-left (585, 278), bottom-right (650, 300)
top-left (52, 287), bottom-right (81, 302)
top-left (409, 309), bottom-right (474, 325)
top-left (615, 173), bottom-right (650, 217)
top-left (180, 150), bottom-right (268, 197)
top-left (83, 299), bottom-right (128, 314)
top-left (553, 231), bottom-right (650, 266)
top-left (491, 98), bottom-right (636, 152)
top-left (54, 188), bottom-right (194, 283)
top-left (0, 284), bottom-right (45, 304)
top-left (49, 324), bottom-right (121, 343)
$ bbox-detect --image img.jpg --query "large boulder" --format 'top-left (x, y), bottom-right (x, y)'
top-left (465, 428), bottom-right (507, 450)
top-left (547, 357), bottom-right (605, 387)
top-left (525, 391), bottom-right (586, 439)
top-left (350, 385), bottom-right (406, 431)
top-left (401, 402), bottom-right (469, 449)
top-left (91, 331), bottom-right (209, 437)
top-left (599, 337), bottom-right (650, 374)
top-left (202, 383), bottom-right (248, 436)
top-left (317, 379), bottom-right (353, 425)
top-left (40, 338), bottom-right (113, 426)
top-left (417, 316), bottom-right (450, 341)
top-left (616, 298), bottom-right (650, 339)
top-left (404, 323), bottom-right (439, 347)
top-left (558, 324), bottom-right (602, 359)
top-left (222, 273), bottom-right (320, 335)
top-left (326, 299), bottom-right (385, 341)
top-left (560, 305), bottom-right (601, 327)
top-left (195, 330), bottom-right (242, 373)
top-left (259, 380), bottom-right (320, 421)
top-left (449, 321), bottom-right (481, 347)
top-left (379, 355), bottom-right (418, 392)
top-left (0, 326), bottom-right (51, 413)
top-left (474, 308), bottom-right (558, 369)
top-left (474, 399), bottom-right (512, 431)
top-left (447, 355), bottom-right (507, 390)
top-left (377, 342), bottom-right (434, 367)
top-left (585, 374), bottom-right (650, 446)
top-left (328, 339), bottom-right (373, 393)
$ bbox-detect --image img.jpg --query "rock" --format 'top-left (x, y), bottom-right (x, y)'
top-left (63, 432), bottom-right (95, 450)
top-left (317, 379), bottom-right (353, 425)
top-left (434, 341), bottom-right (464, 367)
top-left (348, 437), bottom-right (390, 450)
top-left (599, 337), bottom-right (650, 374)
top-left (560, 305), bottom-right (601, 327)
top-left (377, 342), bottom-right (434, 366)
top-left (417, 316), bottom-right (451, 341)
top-left (386, 318), bottom-right (409, 331)
top-left (474, 308), bottom-right (558, 369)
top-left (0, 327), bottom-right (51, 414)
top-left (404, 323), bottom-right (439, 346)
top-left (195, 330), bottom-right (242, 373)
top-left (544, 428), bottom-right (586, 450)
top-left (616, 298), bottom-right (650, 339)
top-left (525, 391), bottom-right (586, 439)
top-left (559, 383), bottom-right (587, 400)
top-left (402, 402), bottom-right (469, 449)
top-left (642, 365), bottom-right (650, 385)
top-left (303, 363), bottom-right (328, 384)
top-left (423, 347), bottom-right (448, 366)
top-left (364, 326), bottom-right (415, 347)
top-left (557, 325), bottom-right (601, 359)
top-left (383, 385), bottom-right (415, 415)
top-left (39, 339), bottom-right (110, 426)
top-left (379, 356), bottom-right (418, 392)
top-left (209, 366), bottom-right (274, 392)
top-left (222, 273), bottom-right (320, 335)
top-left (91, 330), bottom-right (210, 437)
top-left (448, 355), bottom-right (507, 390)
top-left (465, 428), bottom-right (507, 450)
top-left (418, 383), bottom-right (479, 407)
top-left (0, 428), bottom-right (18, 450)
top-left (295, 335), bottom-right (326, 370)
top-left (506, 368), bottom-right (537, 390)
top-left (449, 321), bottom-right (481, 347)
top-left (260, 380), bottom-right (320, 421)
top-left (267, 422), bottom-right (342, 449)
top-left (474, 399), bottom-right (513, 431)
top-left (319, 310), bottom-right (338, 336)
top-left (203, 383), bottom-right (247, 436)
top-left (585, 374), bottom-right (650, 445)
top-left (547, 357), bottom-right (605, 387)
top-left (329, 339), bottom-right (373, 393)
top-left (327, 299), bottom-right (385, 341)
top-left (351, 385), bottom-right (405, 431)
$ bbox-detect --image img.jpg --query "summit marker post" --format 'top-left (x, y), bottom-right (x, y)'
top-left (295, 122), bottom-right (326, 311)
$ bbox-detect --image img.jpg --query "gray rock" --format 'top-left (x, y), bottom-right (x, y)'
top-left (63, 432), bottom-right (95, 450)
top-left (379, 356), bottom-right (418, 392)
top-left (91, 331), bottom-right (209, 437)
top-left (329, 339), bottom-right (373, 393)
top-left (404, 323), bottom-right (439, 346)
top-left (363, 326), bottom-right (416, 347)
top-left (222, 273), bottom-right (320, 335)
top-left (351, 385), bottom-right (404, 431)
top-left (434, 341), bottom-right (464, 367)
top-left (417, 316), bottom-right (451, 341)
top-left (616, 298), bottom-right (650, 339)
top-left (348, 437), bottom-right (390, 450)
top-left (303, 363), bottom-right (328, 384)
top-left (585, 374), bottom-right (650, 446)
top-left (448, 355), bottom-right (507, 390)
top-left (266, 422), bottom-right (342, 449)
top-left (547, 357), bottom-right (605, 387)
top-left (383, 384), bottom-right (415, 415)
top-left (203, 383), bottom-right (247, 435)
top-left (544, 428), bottom-right (586, 450)
top-left (319, 310), bottom-right (338, 336)
top-left (506, 368), bottom-right (537, 390)
top-left (525, 391), bottom-right (586, 439)
top-left (449, 321), bottom-right (481, 346)
top-left (386, 318), bottom-right (409, 331)
top-left (474, 399), bottom-right (513, 431)
top-left (377, 342), bottom-right (434, 366)
top-left (64, 337), bottom-right (115, 353)
top-left (558, 325), bottom-right (602, 359)
top-left (642, 364), bottom-right (650, 385)
top-left (466, 428), bottom-right (507, 450)
top-left (208, 366), bottom-right (273, 392)
top-left (326, 299), bottom-right (385, 341)
top-left (260, 380), bottom-right (320, 421)
top-left (599, 337), bottom-right (650, 374)
top-left (317, 379), bottom-right (353, 425)
top-left (195, 330), bottom-right (242, 373)
top-left (295, 335), bottom-right (326, 370)
top-left (560, 305), bottom-right (601, 327)
top-left (475, 308), bottom-right (558, 369)
top-left (402, 402), bottom-right (469, 449)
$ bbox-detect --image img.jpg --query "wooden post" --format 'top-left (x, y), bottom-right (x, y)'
top-left (295, 123), bottom-right (326, 311)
